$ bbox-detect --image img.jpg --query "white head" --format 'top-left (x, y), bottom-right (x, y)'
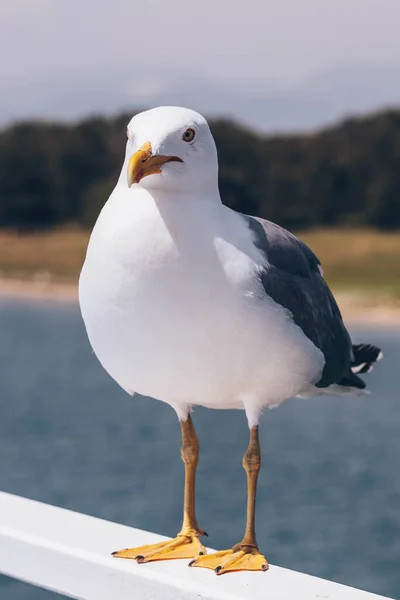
top-left (118, 106), bottom-right (219, 196)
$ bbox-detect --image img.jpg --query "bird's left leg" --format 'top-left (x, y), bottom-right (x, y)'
top-left (190, 424), bottom-right (268, 574)
top-left (112, 413), bottom-right (207, 563)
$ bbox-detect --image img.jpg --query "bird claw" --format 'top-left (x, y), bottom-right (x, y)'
top-left (112, 532), bottom-right (206, 563)
top-left (189, 545), bottom-right (268, 574)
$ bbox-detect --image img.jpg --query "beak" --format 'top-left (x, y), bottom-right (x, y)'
top-left (127, 141), bottom-right (183, 186)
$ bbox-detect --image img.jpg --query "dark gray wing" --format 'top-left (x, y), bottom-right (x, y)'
top-left (244, 215), bottom-right (352, 388)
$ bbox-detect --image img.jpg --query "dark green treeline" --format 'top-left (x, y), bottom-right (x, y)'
top-left (1, 109), bottom-right (400, 230)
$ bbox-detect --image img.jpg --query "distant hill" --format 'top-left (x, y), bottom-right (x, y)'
top-left (2, 64), bottom-right (400, 133)
top-left (1, 108), bottom-right (400, 231)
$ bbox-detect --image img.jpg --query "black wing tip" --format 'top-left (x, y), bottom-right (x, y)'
top-left (338, 372), bottom-right (367, 389)
top-left (351, 344), bottom-right (383, 374)
top-left (352, 343), bottom-right (383, 363)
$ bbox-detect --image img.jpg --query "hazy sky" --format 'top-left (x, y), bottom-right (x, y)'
top-left (1, 0), bottom-right (400, 130)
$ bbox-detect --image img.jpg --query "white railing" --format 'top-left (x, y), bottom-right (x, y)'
top-left (0, 492), bottom-right (393, 600)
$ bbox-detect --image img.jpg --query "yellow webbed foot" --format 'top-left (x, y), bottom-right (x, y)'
top-left (189, 544), bottom-right (268, 575)
top-left (112, 529), bottom-right (207, 563)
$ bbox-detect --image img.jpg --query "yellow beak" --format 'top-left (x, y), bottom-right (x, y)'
top-left (127, 141), bottom-right (183, 186)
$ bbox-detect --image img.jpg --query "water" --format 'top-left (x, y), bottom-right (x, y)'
top-left (0, 299), bottom-right (399, 599)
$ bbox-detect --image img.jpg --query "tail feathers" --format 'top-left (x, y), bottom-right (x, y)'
top-left (300, 342), bottom-right (383, 398)
top-left (335, 342), bottom-right (383, 392)
top-left (298, 342), bottom-right (382, 399)
top-left (351, 343), bottom-right (383, 375)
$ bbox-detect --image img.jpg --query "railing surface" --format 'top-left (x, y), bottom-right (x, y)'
top-left (0, 492), bottom-right (393, 600)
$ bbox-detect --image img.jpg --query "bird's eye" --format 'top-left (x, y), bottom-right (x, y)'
top-left (182, 128), bottom-right (196, 143)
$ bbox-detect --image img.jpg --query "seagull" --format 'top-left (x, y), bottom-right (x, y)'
top-left (79, 106), bottom-right (382, 575)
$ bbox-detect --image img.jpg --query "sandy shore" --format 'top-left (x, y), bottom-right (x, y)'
top-left (0, 277), bottom-right (78, 303)
top-left (1, 277), bottom-right (400, 327)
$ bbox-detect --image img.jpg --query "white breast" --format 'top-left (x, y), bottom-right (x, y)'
top-left (79, 187), bottom-right (323, 417)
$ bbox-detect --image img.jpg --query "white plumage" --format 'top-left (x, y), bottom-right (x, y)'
top-left (79, 106), bottom-right (324, 427)
top-left (78, 106), bottom-right (383, 574)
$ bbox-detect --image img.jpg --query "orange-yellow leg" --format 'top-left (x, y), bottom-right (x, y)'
top-left (112, 414), bottom-right (207, 563)
top-left (190, 426), bottom-right (268, 575)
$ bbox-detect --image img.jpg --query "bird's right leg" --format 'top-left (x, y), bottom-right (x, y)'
top-left (112, 413), bottom-right (207, 563)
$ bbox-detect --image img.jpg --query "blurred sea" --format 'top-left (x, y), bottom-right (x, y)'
top-left (0, 299), bottom-right (399, 599)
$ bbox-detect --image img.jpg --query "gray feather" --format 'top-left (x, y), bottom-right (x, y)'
top-left (244, 215), bottom-right (352, 388)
